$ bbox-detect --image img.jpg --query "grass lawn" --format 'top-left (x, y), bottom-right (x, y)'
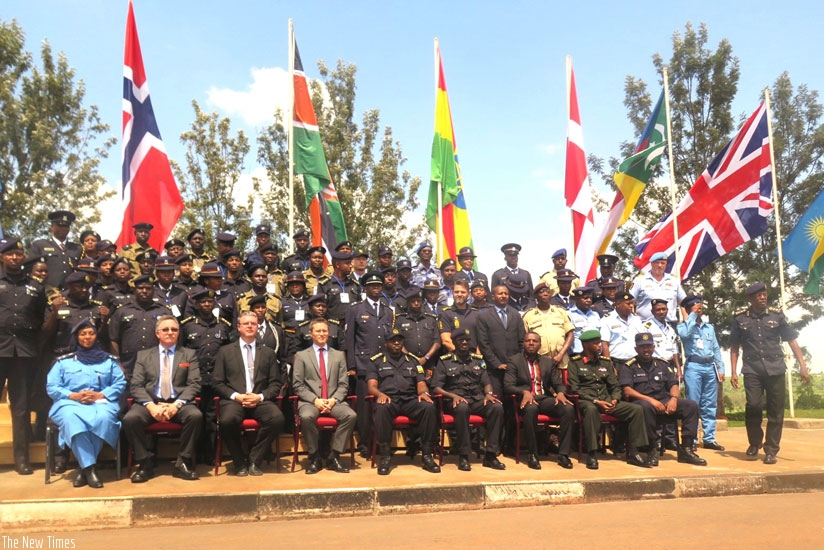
top-left (724, 408), bottom-right (824, 427)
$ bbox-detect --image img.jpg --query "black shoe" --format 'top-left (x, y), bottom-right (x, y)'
top-left (15, 462), bottom-right (33, 476)
top-left (327, 456), bottom-right (350, 473)
top-left (558, 454), bottom-right (573, 469)
top-left (703, 441), bottom-right (725, 451)
top-left (172, 461), bottom-right (199, 481)
top-left (421, 454), bottom-right (441, 473)
top-left (357, 444), bottom-right (370, 459)
top-left (54, 453), bottom-right (68, 474)
top-left (677, 446), bottom-right (707, 466)
top-left (647, 449), bottom-right (659, 467)
top-left (527, 453), bottom-right (541, 470)
top-left (305, 460), bottom-right (320, 475)
top-left (482, 454), bottom-right (506, 470)
top-left (746, 444), bottom-right (760, 459)
top-left (377, 456), bottom-right (391, 475)
top-left (248, 462), bottom-right (264, 476)
top-left (764, 454), bottom-right (778, 465)
top-left (73, 469), bottom-right (88, 488)
top-left (663, 440), bottom-right (679, 452)
top-left (85, 466), bottom-right (104, 488)
top-left (458, 455), bottom-right (471, 471)
top-left (131, 464), bottom-right (154, 483)
top-left (627, 453), bottom-right (652, 468)
top-left (234, 463), bottom-right (249, 477)
top-left (586, 452), bottom-right (599, 470)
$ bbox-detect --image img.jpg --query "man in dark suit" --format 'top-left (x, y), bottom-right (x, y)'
top-left (123, 315), bottom-right (203, 482)
top-left (292, 318), bottom-right (355, 474)
top-left (476, 285), bottom-right (525, 397)
top-left (212, 311), bottom-right (285, 476)
top-left (505, 331), bottom-right (576, 470)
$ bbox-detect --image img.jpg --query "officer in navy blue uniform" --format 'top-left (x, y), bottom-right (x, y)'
top-left (28, 210), bottom-right (82, 288)
top-left (281, 229), bottom-right (312, 273)
top-left (368, 327), bottom-right (440, 475)
top-left (395, 286), bottom-right (441, 374)
top-left (154, 256), bottom-right (188, 320)
top-left (550, 269), bottom-right (577, 310)
top-left (244, 223), bottom-right (272, 269)
top-left (587, 254), bottom-right (630, 295)
top-left (280, 271), bottom-right (311, 355)
top-left (454, 246), bottom-right (488, 285)
top-left (318, 250), bottom-right (361, 323)
top-left (184, 262), bottom-right (238, 326)
top-left (344, 271), bottom-right (394, 456)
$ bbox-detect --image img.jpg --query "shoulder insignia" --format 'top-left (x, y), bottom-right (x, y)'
top-left (767, 306), bottom-right (782, 314)
top-left (298, 320), bottom-right (310, 327)
top-left (181, 316), bottom-right (195, 324)
top-left (370, 352), bottom-right (384, 361)
top-left (425, 312), bottom-right (437, 319)
top-left (599, 355), bottom-right (612, 361)
top-left (442, 306), bottom-right (453, 311)
top-left (90, 299), bottom-right (103, 306)
top-left (643, 321), bottom-right (652, 328)
top-left (406, 352), bottom-right (420, 360)
top-left (121, 244), bottom-right (132, 251)
top-left (328, 318), bottom-right (340, 325)
top-left (734, 308), bottom-right (748, 316)
top-left (570, 354), bottom-right (582, 361)
top-left (220, 318), bottom-right (232, 327)
top-left (439, 353), bottom-right (453, 360)
top-left (470, 353), bottom-right (484, 360)
top-left (540, 271), bottom-right (553, 279)
top-left (626, 358), bottom-right (637, 366)
top-left (55, 352), bottom-right (75, 361)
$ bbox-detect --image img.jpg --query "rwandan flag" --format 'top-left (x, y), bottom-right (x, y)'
top-left (426, 42), bottom-right (474, 265)
top-left (783, 186), bottom-right (824, 295)
top-left (293, 41), bottom-right (347, 258)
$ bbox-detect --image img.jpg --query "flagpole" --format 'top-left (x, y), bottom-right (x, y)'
top-left (565, 55), bottom-right (576, 274)
top-left (764, 89), bottom-right (795, 418)
top-left (435, 38), bottom-right (444, 264)
top-left (287, 19), bottom-right (296, 255)
top-left (662, 67), bottom-right (681, 292)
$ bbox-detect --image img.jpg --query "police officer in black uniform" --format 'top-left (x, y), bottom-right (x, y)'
top-left (280, 271), bottom-right (311, 355)
top-left (431, 329), bottom-right (505, 471)
top-left (281, 228), bottom-right (312, 273)
top-left (587, 254), bottom-right (630, 295)
top-left (244, 223), bottom-right (272, 269)
top-left (368, 327), bottom-right (440, 475)
top-left (550, 269), bottom-right (577, 310)
top-left (319, 250), bottom-right (361, 323)
top-left (184, 262), bottom-right (238, 326)
top-left (380, 266), bottom-right (407, 314)
top-left (591, 277), bottom-right (619, 317)
top-left (102, 257), bottom-right (135, 311)
top-left (28, 210), bottom-right (82, 289)
top-left (454, 246), bottom-right (488, 285)
top-left (0, 238), bottom-right (47, 474)
top-left (729, 282), bottom-right (810, 464)
top-left (395, 286), bottom-right (441, 375)
top-left (438, 278), bottom-right (480, 354)
top-left (154, 256), bottom-right (188, 320)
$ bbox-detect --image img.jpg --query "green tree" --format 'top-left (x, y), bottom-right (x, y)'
top-left (0, 19), bottom-right (115, 241)
top-left (257, 59), bottom-right (425, 257)
top-left (172, 100), bottom-right (255, 253)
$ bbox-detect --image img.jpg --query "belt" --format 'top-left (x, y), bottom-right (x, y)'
top-left (687, 355), bottom-right (714, 364)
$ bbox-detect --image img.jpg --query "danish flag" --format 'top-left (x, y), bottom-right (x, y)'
top-left (116, 0), bottom-right (183, 250)
top-left (634, 102), bottom-right (773, 281)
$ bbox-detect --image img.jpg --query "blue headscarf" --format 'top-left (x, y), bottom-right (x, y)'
top-left (71, 319), bottom-right (110, 365)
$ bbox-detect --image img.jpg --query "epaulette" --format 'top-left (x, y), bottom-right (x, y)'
top-left (90, 299), bottom-right (103, 306)
top-left (328, 318), bottom-right (340, 326)
top-left (470, 352), bottom-right (484, 360)
top-left (181, 316), bottom-right (195, 324)
top-left (600, 355), bottom-right (612, 361)
top-left (424, 312), bottom-right (437, 319)
top-left (767, 306), bottom-right (782, 314)
top-left (440, 353), bottom-right (454, 360)
top-left (626, 358), bottom-right (637, 366)
top-left (220, 318), bottom-right (232, 327)
top-left (371, 352), bottom-right (384, 361)
top-left (55, 352), bottom-right (75, 361)
top-left (406, 352), bottom-right (420, 361)
top-left (734, 308), bottom-right (748, 316)
top-left (121, 244), bottom-right (132, 251)
top-left (643, 321), bottom-right (652, 328)
top-left (318, 275), bottom-right (331, 284)
top-left (442, 306), bottom-right (454, 311)
top-left (540, 271), bottom-right (553, 279)
top-left (570, 354), bottom-right (582, 361)
top-left (470, 306), bottom-right (479, 311)
top-left (298, 320), bottom-right (310, 327)
top-left (108, 354), bottom-right (120, 360)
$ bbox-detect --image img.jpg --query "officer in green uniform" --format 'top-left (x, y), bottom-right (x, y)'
top-left (119, 222), bottom-right (158, 278)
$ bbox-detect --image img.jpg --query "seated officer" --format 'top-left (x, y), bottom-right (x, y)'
top-left (367, 328), bottom-right (440, 476)
top-left (567, 329), bottom-right (650, 470)
top-left (619, 333), bottom-right (707, 467)
top-left (430, 329), bottom-right (506, 472)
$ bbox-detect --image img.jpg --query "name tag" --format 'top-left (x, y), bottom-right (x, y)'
top-left (340, 293), bottom-right (350, 304)
top-left (171, 305), bottom-right (181, 317)
top-left (212, 307), bottom-right (221, 319)
top-left (266, 283), bottom-right (277, 294)
top-left (295, 309), bottom-right (305, 321)
top-left (696, 338), bottom-right (704, 350)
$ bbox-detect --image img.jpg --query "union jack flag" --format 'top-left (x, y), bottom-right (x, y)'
top-left (634, 102), bottom-right (773, 281)
top-left (116, 0), bottom-right (183, 250)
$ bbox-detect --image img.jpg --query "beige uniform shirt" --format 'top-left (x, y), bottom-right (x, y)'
top-left (522, 305), bottom-right (574, 367)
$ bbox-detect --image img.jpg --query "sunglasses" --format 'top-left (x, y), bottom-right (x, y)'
top-left (159, 327), bottom-right (179, 333)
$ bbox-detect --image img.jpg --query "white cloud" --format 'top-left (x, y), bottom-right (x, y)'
top-left (537, 143), bottom-right (561, 156)
top-left (207, 67), bottom-right (291, 127)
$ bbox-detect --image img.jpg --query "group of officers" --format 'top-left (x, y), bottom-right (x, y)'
top-left (0, 209), bottom-right (811, 480)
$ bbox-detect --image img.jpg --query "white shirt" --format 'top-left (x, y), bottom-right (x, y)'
top-left (153, 345), bottom-right (178, 402)
top-left (229, 339), bottom-right (264, 401)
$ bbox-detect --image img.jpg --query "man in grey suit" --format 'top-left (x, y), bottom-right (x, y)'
top-left (292, 318), bottom-right (356, 474)
top-left (123, 315), bottom-right (203, 483)
top-left (212, 311), bottom-right (285, 476)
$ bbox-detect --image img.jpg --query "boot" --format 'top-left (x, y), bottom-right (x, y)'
top-left (677, 445), bottom-right (708, 466)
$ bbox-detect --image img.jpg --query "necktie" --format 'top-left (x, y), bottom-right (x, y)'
top-left (499, 308), bottom-right (508, 328)
top-left (319, 347), bottom-right (328, 399)
top-left (245, 344), bottom-right (254, 393)
top-left (372, 301), bottom-right (380, 317)
top-left (530, 359), bottom-right (542, 395)
top-left (160, 349), bottom-right (172, 400)
top-left (258, 324), bottom-right (265, 338)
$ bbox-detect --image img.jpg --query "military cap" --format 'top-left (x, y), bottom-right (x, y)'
top-left (650, 298), bottom-right (668, 307)
top-left (191, 288), bottom-right (216, 302)
top-left (259, 243), bottom-right (278, 254)
top-left (308, 245), bottom-right (327, 256)
top-left (422, 279), bottom-right (441, 292)
top-left (597, 254), bottom-right (619, 267)
top-left (614, 292), bottom-right (634, 303)
top-left (175, 253), bottom-right (193, 265)
top-left (65, 271), bottom-right (90, 285)
top-left (470, 278), bottom-right (488, 290)
top-left (635, 332), bottom-right (655, 345)
top-left (22, 255), bottom-right (45, 268)
top-left (599, 276), bottom-right (619, 289)
top-left (504, 271), bottom-right (529, 291)
top-left (551, 248), bottom-right (567, 259)
top-left (76, 257), bottom-right (98, 273)
top-left (95, 240), bottom-right (117, 252)
top-left (533, 281), bottom-right (551, 295)
top-left (745, 282), bottom-right (767, 295)
top-left (247, 294), bottom-right (268, 307)
top-left (353, 248), bottom-right (369, 259)
top-left (154, 257), bottom-right (177, 271)
top-left (334, 240), bottom-right (352, 251)
top-left (254, 223), bottom-right (271, 235)
top-left (165, 238), bottom-right (184, 250)
top-left (246, 263), bottom-right (266, 276)
top-left (216, 232), bottom-right (236, 243)
top-left (579, 329), bottom-right (602, 342)
top-left (307, 294), bottom-right (327, 306)
top-left (48, 210), bottom-right (76, 226)
top-left (457, 246), bottom-right (476, 258)
top-left (385, 327), bottom-right (405, 340)
top-left (111, 257), bottom-right (131, 270)
top-left (0, 238), bottom-right (23, 253)
top-left (223, 249), bottom-right (241, 259)
top-left (396, 259), bottom-right (412, 271)
top-left (571, 286), bottom-right (594, 297)
top-left (380, 265), bottom-right (397, 274)
top-left (286, 271), bottom-right (306, 283)
top-left (501, 243), bottom-right (521, 255)
top-left (451, 328), bottom-right (471, 342)
top-left (650, 252), bottom-right (668, 262)
top-left (331, 250), bottom-right (353, 261)
top-left (556, 268), bottom-right (577, 282)
top-left (378, 245), bottom-right (393, 256)
top-left (186, 228), bottom-right (205, 241)
top-left (293, 228), bottom-right (310, 239)
top-left (199, 262), bottom-right (223, 278)
top-left (138, 250), bottom-right (158, 262)
top-left (362, 271), bottom-right (384, 286)
top-left (440, 258), bottom-right (456, 270)
top-left (133, 274), bottom-right (153, 287)
top-left (681, 294), bottom-right (703, 309)
top-left (416, 241), bottom-right (433, 255)
top-left (95, 254), bottom-right (116, 266)
top-left (133, 222), bottom-right (153, 231)
top-left (405, 286), bottom-right (423, 300)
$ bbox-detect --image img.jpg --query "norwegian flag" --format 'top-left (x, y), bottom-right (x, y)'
top-left (116, 0), bottom-right (183, 250)
top-left (634, 102), bottom-right (773, 281)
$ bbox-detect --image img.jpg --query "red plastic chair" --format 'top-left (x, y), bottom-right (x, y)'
top-left (436, 394), bottom-right (487, 466)
top-left (291, 395), bottom-right (357, 472)
top-left (213, 395), bottom-right (286, 475)
top-left (367, 395), bottom-right (419, 467)
top-left (125, 397), bottom-right (199, 475)
top-left (509, 394), bottom-right (561, 464)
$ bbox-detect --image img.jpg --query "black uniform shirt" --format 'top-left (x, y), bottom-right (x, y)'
top-left (0, 272), bottom-right (46, 357)
top-left (367, 352), bottom-right (425, 400)
top-left (618, 357), bottom-right (676, 402)
top-left (730, 306), bottom-right (798, 376)
top-left (431, 352), bottom-right (489, 402)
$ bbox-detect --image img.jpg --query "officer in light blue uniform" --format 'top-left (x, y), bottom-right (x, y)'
top-left (567, 286), bottom-right (601, 354)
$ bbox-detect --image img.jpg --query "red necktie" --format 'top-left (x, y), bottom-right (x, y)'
top-left (530, 359), bottom-right (542, 395)
top-left (319, 347), bottom-right (328, 399)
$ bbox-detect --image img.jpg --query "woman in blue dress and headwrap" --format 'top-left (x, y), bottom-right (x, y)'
top-left (46, 319), bottom-right (126, 488)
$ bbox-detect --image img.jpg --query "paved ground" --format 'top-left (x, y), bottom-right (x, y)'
top-left (51, 492), bottom-right (824, 548)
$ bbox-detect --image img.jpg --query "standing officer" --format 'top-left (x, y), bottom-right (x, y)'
top-left (550, 269), bottom-right (577, 310)
top-left (319, 250), bottom-right (361, 323)
top-left (259, 244), bottom-right (285, 296)
top-left (28, 210), bottom-right (82, 288)
top-left (567, 329), bottom-right (650, 470)
top-left (281, 229), bottom-right (312, 273)
top-left (410, 242), bottom-right (442, 288)
top-left (376, 245), bottom-right (394, 270)
top-left (431, 329), bottom-right (506, 471)
top-left (729, 282), bottom-right (810, 464)
top-left (567, 286), bottom-right (602, 354)
top-left (0, 238), bottom-right (47, 474)
top-left (539, 248), bottom-right (580, 295)
top-left (630, 251), bottom-right (686, 322)
top-left (302, 246), bottom-right (330, 296)
top-left (491, 243), bottom-right (534, 299)
top-left (280, 271), bottom-right (311, 354)
top-left (186, 228), bottom-right (213, 274)
top-left (454, 246), bottom-right (488, 285)
top-left (396, 259), bottom-right (414, 292)
top-left (120, 222), bottom-right (158, 278)
top-left (367, 328), bottom-right (440, 475)
top-left (677, 294), bottom-right (725, 452)
top-left (244, 223), bottom-right (272, 269)
top-left (591, 277), bottom-right (619, 317)
top-left (395, 286), bottom-right (441, 376)
top-left (154, 257), bottom-right (188, 320)
top-left (522, 282), bottom-right (574, 367)
top-left (600, 292), bottom-right (645, 368)
top-left (438, 279), bottom-right (480, 354)
top-left (380, 266), bottom-right (407, 314)
top-left (587, 254), bottom-right (630, 295)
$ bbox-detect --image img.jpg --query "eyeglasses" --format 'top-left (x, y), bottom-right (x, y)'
top-left (159, 327), bottom-right (179, 333)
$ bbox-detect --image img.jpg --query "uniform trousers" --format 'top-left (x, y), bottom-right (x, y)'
top-left (218, 399), bottom-right (284, 466)
top-left (298, 401), bottom-right (356, 456)
top-left (577, 400), bottom-right (648, 453)
top-left (444, 399), bottom-right (503, 455)
top-left (0, 357), bottom-right (30, 463)
top-left (354, 375), bottom-right (372, 451)
top-left (374, 398), bottom-right (437, 455)
top-left (744, 372), bottom-right (785, 455)
top-left (520, 397), bottom-right (575, 455)
top-left (684, 361), bottom-right (718, 443)
top-left (636, 397), bottom-right (698, 447)
top-left (123, 403), bottom-right (203, 464)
